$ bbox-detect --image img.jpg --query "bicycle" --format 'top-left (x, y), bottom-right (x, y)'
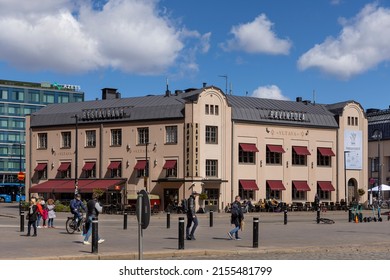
top-left (66, 214), bottom-right (86, 234)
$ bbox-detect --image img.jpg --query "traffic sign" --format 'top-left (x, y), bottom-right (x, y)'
top-left (17, 172), bottom-right (25, 181)
top-left (136, 189), bottom-right (151, 230)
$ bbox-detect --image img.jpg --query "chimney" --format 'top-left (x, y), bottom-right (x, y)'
top-left (102, 88), bottom-right (120, 100)
top-left (203, 82), bottom-right (207, 88)
top-left (296, 97), bottom-right (302, 102)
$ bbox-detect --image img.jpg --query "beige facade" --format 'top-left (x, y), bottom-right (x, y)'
top-left (25, 86), bottom-right (368, 211)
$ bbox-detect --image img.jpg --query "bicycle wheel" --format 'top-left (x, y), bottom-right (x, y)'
top-left (66, 218), bottom-right (76, 234)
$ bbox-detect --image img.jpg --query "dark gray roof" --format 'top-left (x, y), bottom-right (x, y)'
top-left (227, 95), bottom-right (339, 128)
top-left (367, 108), bottom-right (390, 140)
top-left (31, 86), bottom-right (352, 129)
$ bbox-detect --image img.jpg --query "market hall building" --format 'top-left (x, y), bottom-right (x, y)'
top-left (25, 86), bottom-right (368, 211)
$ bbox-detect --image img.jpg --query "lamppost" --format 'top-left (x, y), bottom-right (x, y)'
top-left (372, 129), bottom-right (382, 200)
top-left (344, 150), bottom-right (350, 208)
top-left (72, 114), bottom-right (79, 195)
top-left (144, 142), bottom-right (149, 192)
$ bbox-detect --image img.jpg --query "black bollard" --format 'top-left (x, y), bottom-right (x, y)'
top-left (123, 212), bottom-right (128, 230)
top-left (92, 217), bottom-right (98, 254)
top-left (284, 209), bottom-right (287, 225)
top-left (348, 208), bottom-right (352, 222)
top-left (316, 207), bottom-right (320, 224)
top-left (253, 217), bottom-right (259, 248)
top-left (178, 217), bottom-right (184, 250)
top-left (20, 211), bottom-right (24, 232)
top-left (209, 210), bottom-right (213, 227)
top-left (167, 212), bottom-right (171, 229)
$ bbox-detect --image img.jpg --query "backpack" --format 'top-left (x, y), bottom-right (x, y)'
top-left (231, 203), bottom-right (240, 218)
top-left (181, 199), bottom-right (188, 213)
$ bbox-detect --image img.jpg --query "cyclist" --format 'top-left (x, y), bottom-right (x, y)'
top-left (70, 194), bottom-right (86, 231)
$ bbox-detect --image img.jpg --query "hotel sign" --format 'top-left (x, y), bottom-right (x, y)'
top-left (268, 110), bottom-right (307, 122)
top-left (82, 107), bottom-right (126, 120)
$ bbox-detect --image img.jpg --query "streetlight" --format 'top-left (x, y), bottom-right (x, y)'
top-left (344, 150), bottom-right (350, 209)
top-left (71, 114), bottom-right (79, 195)
top-left (372, 129), bottom-right (382, 200)
top-left (144, 142), bottom-right (149, 192)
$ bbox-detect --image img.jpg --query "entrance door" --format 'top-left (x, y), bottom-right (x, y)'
top-left (164, 188), bottom-right (179, 211)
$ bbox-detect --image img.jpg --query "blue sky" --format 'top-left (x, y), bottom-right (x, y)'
top-left (1, 0), bottom-right (390, 110)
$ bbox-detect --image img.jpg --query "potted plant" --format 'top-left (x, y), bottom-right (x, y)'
top-left (357, 188), bottom-right (365, 202)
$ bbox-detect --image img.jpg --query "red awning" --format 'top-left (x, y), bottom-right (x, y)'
top-left (163, 160), bottom-right (177, 169)
top-left (107, 161), bottom-right (121, 169)
top-left (292, 181), bottom-right (311, 191)
top-left (318, 181), bottom-right (335, 191)
top-left (34, 163), bottom-right (47, 171)
top-left (318, 147), bottom-right (335, 156)
top-left (30, 180), bottom-right (74, 193)
top-left (293, 146), bottom-right (311, 155)
top-left (82, 162), bottom-right (95, 171)
top-left (79, 179), bottom-right (125, 193)
top-left (57, 162), bottom-right (71, 172)
top-left (266, 180), bottom-right (286, 191)
top-left (267, 145), bottom-right (285, 153)
top-left (239, 180), bottom-right (259, 190)
top-left (239, 143), bottom-right (259, 152)
top-left (134, 160), bottom-right (147, 170)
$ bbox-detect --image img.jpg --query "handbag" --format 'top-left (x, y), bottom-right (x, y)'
top-left (240, 220), bottom-right (245, 231)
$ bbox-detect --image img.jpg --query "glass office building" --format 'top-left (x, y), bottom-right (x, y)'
top-left (0, 79), bottom-right (84, 184)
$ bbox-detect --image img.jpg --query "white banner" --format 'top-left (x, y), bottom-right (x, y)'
top-left (344, 130), bottom-right (362, 170)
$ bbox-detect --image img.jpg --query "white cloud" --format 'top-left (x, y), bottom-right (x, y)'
top-left (298, 4), bottom-right (390, 79)
top-left (221, 14), bottom-right (291, 55)
top-left (0, 0), bottom-right (207, 75)
top-left (251, 85), bottom-right (289, 100)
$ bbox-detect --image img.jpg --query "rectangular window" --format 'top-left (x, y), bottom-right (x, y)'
top-left (266, 148), bottom-right (282, 165)
top-left (355, 117), bottom-right (358, 126)
top-left (38, 168), bottom-right (47, 180)
top-left (210, 105), bottom-right (214, 115)
top-left (1, 90), bottom-right (8, 100)
top-left (206, 159), bottom-right (218, 177)
top-left (239, 146), bottom-right (256, 163)
top-left (86, 130), bottom-right (96, 147)
top-left (165, 126), bottom-right (177, 144)
top-left (43, 93), bottom-right (55, 103)
top-left (348, 116), bottom-right (351, 125)
top-left (110, 164), bottom-right (122, 178)
top-left (205, 126), bottom-right (218, 144)
top-left (13, 90), bottom-right (24, 101)
top-left (61, 132), bottom-right (71, 148)
top-left (58, 95), bottom-right (69, 103)
top-left (292, 189), bottom-right (307, 200)
top-left (292, 148), bottom-right (308, 166)
top-left (215, 105), bottom-right (219, 115)
top-left (111, 129), bottom-right (122, 146)
top-left (29, 90), bottom-right (40, 103)
top-left (205, 104), bottom-right (209, 115)
top-left (138, 127), bottom-right (149, 144)
top-left (38, 133), bottom-right (47, 149)
top-left (371, 157), bottom-right (379, 172)
top-left (166, 166), bottom-right (177, 178)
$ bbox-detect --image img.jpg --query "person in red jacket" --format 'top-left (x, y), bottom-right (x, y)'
top-left (35, 197), bottom-right (44, 228)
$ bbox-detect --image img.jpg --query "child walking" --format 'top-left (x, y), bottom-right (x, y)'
top-left (47, 199), bottom-right (56, 228)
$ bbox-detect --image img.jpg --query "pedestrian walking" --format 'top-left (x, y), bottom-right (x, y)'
top-left (40, 199), bottom-right (48, 228)
top-left (35, 197), bottom-right (44, 228)
top-left (47, 198), bottom-right (56, 228)
top-left (26, 197), bottom-right (38, 237)
top-left (227, 195), bottom-right (244, 240)
top-left (83, 193), bottom-right (104, 245)
top-left (186, 194), bottom-right (198, 240)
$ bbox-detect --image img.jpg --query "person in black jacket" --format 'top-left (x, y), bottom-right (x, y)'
top-left (26, 197), bottom-right (38, 236)
top-left (83, 193), bottom-right (104, 245)
top-left (186, 194), bottom-right (198, 240)
top-left (227, 196), bottom-right (244, 240)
